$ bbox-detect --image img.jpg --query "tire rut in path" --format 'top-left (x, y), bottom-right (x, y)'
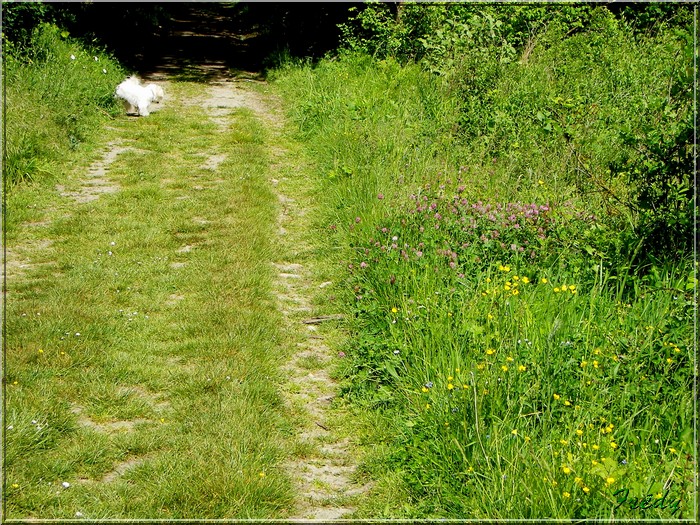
top-left (198, 80), bottom-right (369, 519)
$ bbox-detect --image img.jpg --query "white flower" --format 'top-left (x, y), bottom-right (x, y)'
top-left (75, 512), bottom-right (84, 518)
top-left (93, 56), bottom-right (98, 61)
top-left (75, 333), bottom-right (81, 336)
top-left (70, 54), bottom-right (76, 60)
top-left (6, 425), bottom-right (13, 430)
top-left (31, 420), bottom-right (38, 425)
top-left (102, 69), bottom-right (107, 74)
top-left (62, 481), bottom-right (71, 488)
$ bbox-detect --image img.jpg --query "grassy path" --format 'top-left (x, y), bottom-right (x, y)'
top-left (3, 78), bottom-right (364, 519)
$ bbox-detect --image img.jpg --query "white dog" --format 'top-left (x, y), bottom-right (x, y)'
top-left (115, 76), bottom-right (164, 117)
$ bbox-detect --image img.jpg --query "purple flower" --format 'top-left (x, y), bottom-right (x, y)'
top-left (378, 193), bottom-right (384, 200)
top-left (355, 217), bottom-right (361, 223)
top-left (360, 262), bottom-right (368, 268)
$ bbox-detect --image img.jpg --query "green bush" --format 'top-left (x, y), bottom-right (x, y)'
top-left (3, 23), bottom-right (126, 186)
top-left (338, 3), bottom-right (694, 266)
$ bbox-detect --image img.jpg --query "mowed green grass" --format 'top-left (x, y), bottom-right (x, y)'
top-left (4, 82), bottom-right (294, 519)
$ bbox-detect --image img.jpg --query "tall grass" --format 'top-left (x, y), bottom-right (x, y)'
top-left (3, 24), bottom-right (126, 186)
top-left (272, 21), bottom-right (695, 520)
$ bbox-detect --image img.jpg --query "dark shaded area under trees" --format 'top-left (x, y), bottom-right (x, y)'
top-left (2, 2), bottom-right (362, 76)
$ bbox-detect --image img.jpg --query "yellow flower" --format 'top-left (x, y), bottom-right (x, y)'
top-left (448, 376), bottom-right (454, 381)
top-left (504, 285), bottom-right (512, 291)
top-left (11, 483), bottom-right (19, 489)
top-left (541, 278), bottom-right (548, 284)
top-left (485, 278), bottom-right (492, 283)
top-left (506, 356), bottom-right (514, 362)
top-left (562, 466), bottom-right (572, 474)
top-left (501, 365), bottom-right (509, 372)
top-left (564, 400), bottom-right (572, 406)
top-left (421, 387), bottom-right (429, 393)
top-left (583, 486), bottom-right (590, 494)
top-left (666, 358), bottom-right (673, 364)
top-left (563, 491), bottom-right (571, 498)
top-left (486, 348), bottom-right (495, 355)
top-left (513, 275), bottom-right (520, 281)
top-left (518, 365), bottom-right (526, 372)
top-left (593, 360), bottom-right (599, 368)
top-left (391, 307), bottom-right (398, 313)
top-left (512, 289), bottom-right (520, 296)
top-left (575, 477), bottom-right (583, 485)
top-left (511, 429), bottom-right (518, 436)
top-left (468, 466), bottom-right (474, 472)
top-left (447, 383), bottom-right (454, 390)
top-left (592, 444), bottom-right (600, 451)
top-left (259, 472), bottom-right (266, 478)
top-left (521, 276), bottom-right (530, 284)
top-left (426, 404), bottom-right (431, 409)
top-left (38, 349), bottom-right (44, 354)
top-left (606, 477), bottom-right (615, 485)
top-left (551, 480), bottom-right (558, 487)
top-left (554, 287), bottom-right (561, 293)
top-left (553, 393), bottom-right (561, 400)
top-left (524, 436), bottom-right (531, 442)
top-left (560, 439), bottom-right (569, 445)
top-left (591, 460), bottom-right (598, 466)
top-left (476, 363), bottom-right (485, 370)
top-left (669, 447), bottom-right (677, 454)
top-left (580, 361), bottom-right (588, 367)
top-left (538, 179), bottom-right (545, 185)
top-left (576, 429), bottom-right (584, 436)
top-left (610, 442), bottom-right (618, 450)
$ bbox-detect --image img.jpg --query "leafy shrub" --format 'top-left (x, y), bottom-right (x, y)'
top-left (338, 3), bottom-right (694, 267)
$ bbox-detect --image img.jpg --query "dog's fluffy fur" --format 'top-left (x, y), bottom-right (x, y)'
top-left (115, 76), bottom-right (164, 116)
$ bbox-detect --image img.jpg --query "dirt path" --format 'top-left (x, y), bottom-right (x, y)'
top-left (177, 70), bottom-right (369, 520)
top-left (4, 6), bottom-right (369, 517)
top-left (201, 78), bottom-right (369, 519)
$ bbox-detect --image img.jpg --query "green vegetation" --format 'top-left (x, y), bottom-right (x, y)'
top-left (3, 22), bottom-right (127, 186)
top-left (272, 2), bottom-right (695, 519)
top-left (4, 83), bottom-right (295, 518)
top-left (3, 1), bottom-right (695, 521)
